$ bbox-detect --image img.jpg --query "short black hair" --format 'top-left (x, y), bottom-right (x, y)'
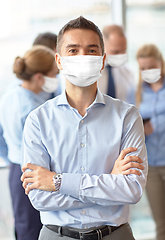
top-left (33, 32), bottom-right (57, 51)
top-left (57, 16), bottom-right (104, 55)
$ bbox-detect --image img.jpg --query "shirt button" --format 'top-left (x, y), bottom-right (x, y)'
top-left (92, 201), bottom-right (95, 203)
top-left (81, 143), bottom-right (85, 148)
top-left (82, 210), bottom-right (86, 214)
top-left (81, 120), bottom-right (84, 124)
top-left (81, 166), bottom-right (85, 171)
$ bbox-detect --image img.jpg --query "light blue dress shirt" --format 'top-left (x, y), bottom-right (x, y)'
top-left (23, 89), bottom-right (147, 228)
top-left (139, 80), bottom-right (165, 166)
top-left (0, 85), bottom-right (46, 164)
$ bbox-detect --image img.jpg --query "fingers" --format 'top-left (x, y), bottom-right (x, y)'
top-left (111, 151), bottom-right (144, 175)
top-left (122, 162), bottom-right (144, 172)
top-left (123, 156), bottom-right (143, 164)
top-left (22, 177), bottom-right (35, 190)
top-left (118, 147), bottom-right (137, 160)
top-left (22, 176), bottom-right (40, 194)
top-left (22, 163), bottom-right (37, 172)
top-left (24, 183), bottom-right (37, 195)
top-left (121, 169), bottom-right (142, 176)
top-left (21, 171), bottom-right (34, 182)
top-left (121, 156), bottom-right (144, 175)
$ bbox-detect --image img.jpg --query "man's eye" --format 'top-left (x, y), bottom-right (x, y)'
top-left (69, 49), bottom-right (77, 53)
top-left (89, 49), bottom-right (96, 53)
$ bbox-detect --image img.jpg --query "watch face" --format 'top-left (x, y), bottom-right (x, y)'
top-left (55, 174), bottom-right (62, 180)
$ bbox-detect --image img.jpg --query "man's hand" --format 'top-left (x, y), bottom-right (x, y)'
top-left (21, 163), bottom-right (56, 195)
top-left (111, 147), bottom-right (144, 175)
top-left (144, 121), bottom-right (153, 136)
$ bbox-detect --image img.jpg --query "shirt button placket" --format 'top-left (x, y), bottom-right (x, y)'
top-left (79, 118), bottom-right (87, 174)
top-left (82, 209), bottom-right (86, 214)
top-left (81, 166), bottom-right (85, 171)
top-left (81, 143), bottom-right (85, 148)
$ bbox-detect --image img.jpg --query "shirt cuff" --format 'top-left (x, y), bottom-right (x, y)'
top-left (60, 173), bottom-right (81, 198)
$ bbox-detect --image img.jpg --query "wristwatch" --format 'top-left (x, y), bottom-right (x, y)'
top-left (53, 173), bottom-right (62, 191)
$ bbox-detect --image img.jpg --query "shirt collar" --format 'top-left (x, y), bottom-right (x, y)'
top-left (57, 88), bottom-right (106, 107)
top-left (56, 90), bottom-right (68, 106)
top-left (92, 88), bottom-right (106, 106)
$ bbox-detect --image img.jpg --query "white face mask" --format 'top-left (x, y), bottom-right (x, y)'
top-left (106, 53), bottom-right (127, 67)
top-left (141, 68), bottom-right (161, 84)
top-left (42, 76), bottom-right (59, 93)
top-left (60, 55), bottom-right (103, 87)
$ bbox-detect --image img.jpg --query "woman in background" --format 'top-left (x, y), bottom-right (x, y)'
top-left (0, 45), bottom-right (59, 240)
top-left (136, 44), bottom-right (165, 240)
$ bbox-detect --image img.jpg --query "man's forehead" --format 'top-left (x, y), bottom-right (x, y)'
top-left (106, 36), bottom-right (126, 48)
top-left (62, 29), bottom-right (100, 45)
top-left (108, 34), bottom-right (126, 44)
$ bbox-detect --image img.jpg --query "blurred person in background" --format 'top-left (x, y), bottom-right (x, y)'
top-left (33, 32), bottom-right (62, 98)
top-left (9, 32), bottom-right (61, 100)
top-left (98, 25), bottom-right (135, 104)
top-left (136, 44), bottom-right (165, 240)
top-left (0, 45), bottom-right (59, 240)
top-left (33, 32), bottom-right (58, 52)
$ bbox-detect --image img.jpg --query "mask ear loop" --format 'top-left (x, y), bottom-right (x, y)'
top-left (101, 53), bottom-right (106, 72)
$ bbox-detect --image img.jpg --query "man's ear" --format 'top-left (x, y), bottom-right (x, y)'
top-left (101, 53), bottom-right (106, 71)
top-left (55, 53), bottom-right (63, 70)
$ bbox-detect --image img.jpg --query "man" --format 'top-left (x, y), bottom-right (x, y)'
top-left (21, 16), bottom-right (147, 240)
top-left (33, 32), bottom-right (58, 53)
top-left (97, 25), bottom-right (135, 104)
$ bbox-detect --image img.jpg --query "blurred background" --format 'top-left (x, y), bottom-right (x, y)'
top-left (1, 0), bottom-right (165, 239)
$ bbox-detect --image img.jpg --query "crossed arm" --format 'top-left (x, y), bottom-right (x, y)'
top-left (21, 107), bottom-right (147, 211)
top-left (21, 147), bottom-right (144, 195)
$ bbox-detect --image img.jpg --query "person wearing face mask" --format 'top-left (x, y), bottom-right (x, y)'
top-left (97, 25), bottom-right (135, 104)
top-left (33, 32), bottom-right (62, 99)
top-left (136, 44), bottom-right (165, 240)
top-left (0, 45), bottom-right (59, 240)
top-left (20, 16), bottom-right (147, 240)
top-left (8, 32), bottom-right (61, 101)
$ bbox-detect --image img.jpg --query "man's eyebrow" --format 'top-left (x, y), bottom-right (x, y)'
top-left (66, 44), bottom-right (80, 48)
top-left (65, 44), bottom-right (100, 49)
top-left (87, 44), bottom-right (100, 49)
